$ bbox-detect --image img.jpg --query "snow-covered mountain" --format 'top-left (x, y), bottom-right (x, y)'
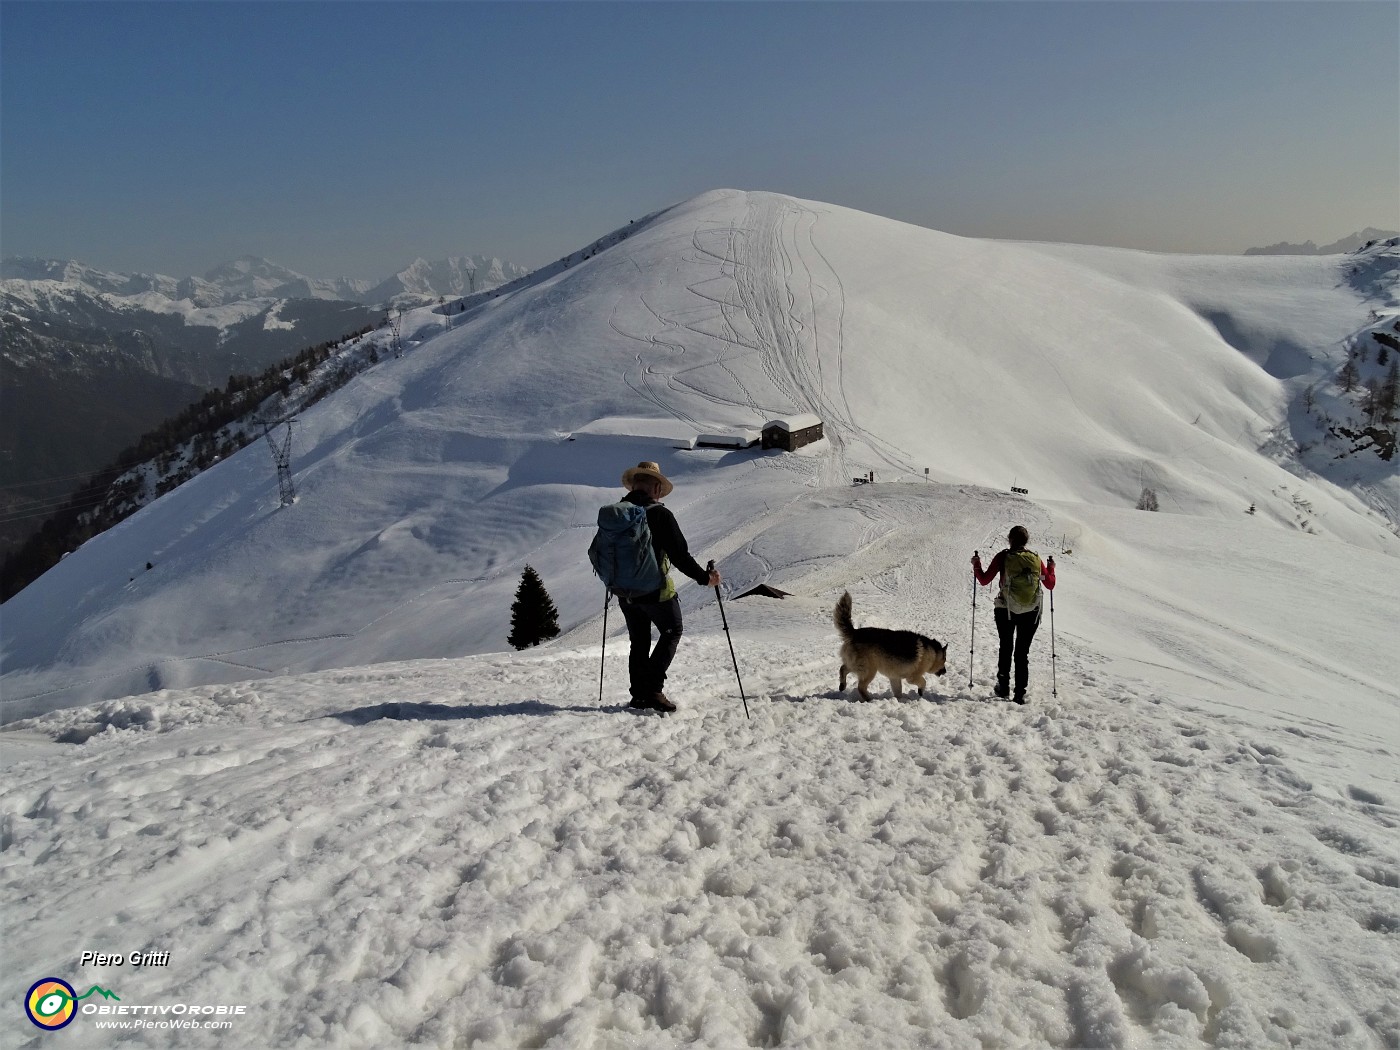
top-left (2, 252), bottom-right (530, 314)
top-left (1245, 227), bottom-right (1400, 256)
top-left (363, 255), bottom-right (531, 305)
top-left (0, 252), bottom-right (527, 559)
top-left (2, 191), bottom-right (1397, 1049)
top-left (197, 256), bottom-right (374, 305)
top-left (3, 186), bottom-right (1395, 711)
top-left (0, 277), bottom-right (380, 564)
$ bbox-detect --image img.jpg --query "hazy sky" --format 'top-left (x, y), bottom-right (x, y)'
top-left (3, 1), bottom-right (1396, 280)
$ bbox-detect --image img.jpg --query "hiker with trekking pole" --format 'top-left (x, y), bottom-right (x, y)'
top-left (588, 461), bottom-right (720, 713)
top-left (971, 526), bottom-right (1056, 705)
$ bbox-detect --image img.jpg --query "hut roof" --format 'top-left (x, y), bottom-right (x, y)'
top-left (736, 584), bottom-right (791, 600)
top-left (763, 414), bottom-right (823, 432)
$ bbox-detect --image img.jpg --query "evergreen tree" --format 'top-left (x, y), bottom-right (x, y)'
top-left (508, 565), bottom-right (560, 650)
top-left (1136, 487), bottom-right (1160, 511)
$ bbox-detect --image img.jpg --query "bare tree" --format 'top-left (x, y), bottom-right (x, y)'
top-left (1339, 355), bottom-right (1360, 393)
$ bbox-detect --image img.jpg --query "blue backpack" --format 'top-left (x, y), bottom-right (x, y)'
top-left (589, 501), bottom-right (665, 598)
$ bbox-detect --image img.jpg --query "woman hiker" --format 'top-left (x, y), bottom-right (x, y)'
top-left (972, 525), bottom-right (1056, 704)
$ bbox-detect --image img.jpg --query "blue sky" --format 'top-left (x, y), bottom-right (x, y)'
top-left (3, 1), bottom-right (1396, 280)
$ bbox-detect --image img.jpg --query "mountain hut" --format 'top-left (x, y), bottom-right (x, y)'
top-left (761, 414), bottom-right (824, 451)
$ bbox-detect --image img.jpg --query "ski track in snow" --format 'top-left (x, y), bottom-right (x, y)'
top-left (730, 194), bottom-right (911, 485)
top-left (606, 191), bottom-right (918, 491)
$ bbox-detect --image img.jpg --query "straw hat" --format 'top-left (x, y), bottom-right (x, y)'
top-left (621, 461), bottom-right (673, 498)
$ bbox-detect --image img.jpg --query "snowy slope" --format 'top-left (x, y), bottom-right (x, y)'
top-left (2, 484), bottom-right (1397, 1049)
top-left (2, 189), bottom-right (1394, 718)
top-left (2, 189), bottom-right (1399, 1049)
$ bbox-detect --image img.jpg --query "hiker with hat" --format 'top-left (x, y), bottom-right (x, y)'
top-left (611, 461), bottom-right (720, 712)
top-left (972, 525), bottom-right (1056, 704)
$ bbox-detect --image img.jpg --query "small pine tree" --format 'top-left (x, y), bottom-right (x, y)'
top-left (508, 565), bottom-right (560, 650)
top-left (1136, 487), bottom-right (1160, 511)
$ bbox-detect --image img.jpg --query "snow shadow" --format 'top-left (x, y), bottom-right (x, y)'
top-left (485, 437), bottom-right (694, 499)
top-left (1199, 309), bottom-right (1314, 378)
top-left (483, 437), bottom-right (765, 500)
top-left (330, 699), bottom-right (625, 724)
top-left (771, 689), bottom-right (966, 706)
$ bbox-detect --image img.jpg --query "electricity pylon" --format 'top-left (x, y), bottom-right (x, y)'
top-left (261, 419), bottom-right (298, 507)
top-left (387, 309), bottom-right (404, 358)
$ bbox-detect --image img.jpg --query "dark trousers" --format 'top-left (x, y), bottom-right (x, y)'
top-left (619, 596), bottom-right (684, 699)
top-left (995, 606), bottom-right (1041, 696)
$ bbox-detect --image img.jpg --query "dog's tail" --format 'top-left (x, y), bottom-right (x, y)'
top-left (833, 591), bottom-right (855, 640)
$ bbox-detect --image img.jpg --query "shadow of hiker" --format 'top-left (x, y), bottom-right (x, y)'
top-left (330, 700), bottom-right (626, 725)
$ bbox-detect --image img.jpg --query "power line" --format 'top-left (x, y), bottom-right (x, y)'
top-left (1, 490), bottom-right (107, 513)
top-left (0, 464), bottom-right (135, 491)
top-left (0, 496), bottom-right (114, 527)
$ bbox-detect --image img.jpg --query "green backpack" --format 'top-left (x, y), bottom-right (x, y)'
top-left (1002, 549), bottom-right (1043, 614)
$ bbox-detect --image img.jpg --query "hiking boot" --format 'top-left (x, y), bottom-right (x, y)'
top-left (993, 679), bottom-right (1010, 699)
top-left (628, 693), bottom-right (677, 713)
top-left (1013, 691), bottom-right (1027, 705)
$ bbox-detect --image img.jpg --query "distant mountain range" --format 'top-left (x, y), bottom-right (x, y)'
top-left (1244, 228), bottom-right (1400, 256)
top-left (2, 253), bottom-right (531, 310)
top-left (0, 253), bottom-right (530, 562)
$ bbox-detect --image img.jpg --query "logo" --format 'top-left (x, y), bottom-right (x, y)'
top-left (25, 979), bottom-right (120, 1031)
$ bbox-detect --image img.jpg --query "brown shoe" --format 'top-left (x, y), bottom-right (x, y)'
top-left (650, 692), bottom-right (677, 713)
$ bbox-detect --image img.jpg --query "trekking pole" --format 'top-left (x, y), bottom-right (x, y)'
top-left (1049, 584), bottom-right (1058, 698)
top-left (968, 550), bottom-right (978, 689)
top-left (598, 590), bottom-right (611, 705)
top-left (709, 560), bottom-right (750, 720)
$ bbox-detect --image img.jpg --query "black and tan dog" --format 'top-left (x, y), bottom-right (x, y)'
top-left (834, 591), bottom-right (948, 701)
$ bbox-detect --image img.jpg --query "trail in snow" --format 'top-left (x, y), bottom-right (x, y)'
top-left (4, 481), bottom-right (1397, 1048)
top-left (3, 639), bottom-right (1396, 1050)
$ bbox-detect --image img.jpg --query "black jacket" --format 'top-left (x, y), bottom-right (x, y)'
top-left (622, 490), bottom-right (709, 591)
